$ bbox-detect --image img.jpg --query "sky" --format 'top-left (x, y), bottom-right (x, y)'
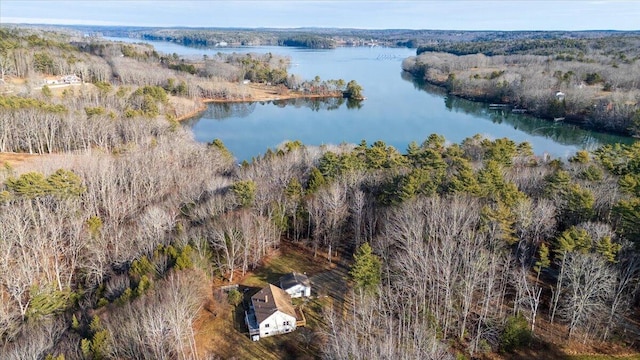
top-left (1, 0), bottom-right (639, 31)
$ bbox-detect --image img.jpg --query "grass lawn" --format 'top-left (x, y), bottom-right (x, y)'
top-left (240, 241), bottom-right (333, 288)
top-left (195, 241), bottom-right (349, 360)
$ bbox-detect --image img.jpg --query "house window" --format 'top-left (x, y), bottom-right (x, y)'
top-left (283, 321), bottom-right (290, 326)
top-left (264, 324), bottom-right (270, 328)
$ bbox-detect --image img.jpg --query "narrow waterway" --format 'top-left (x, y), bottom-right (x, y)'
top-left (107, 37), bottom-right (635, 161)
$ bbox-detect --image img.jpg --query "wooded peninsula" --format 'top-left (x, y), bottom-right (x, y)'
top-left (402, 35), bottom-right (640, 137)
top-left (1, 25), bottom-right (640, 360)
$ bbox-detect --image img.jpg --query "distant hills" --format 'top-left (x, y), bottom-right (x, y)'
top-left (9, 23), bottom-right (640, 49)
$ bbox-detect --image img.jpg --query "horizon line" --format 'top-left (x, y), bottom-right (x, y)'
top-left (1, 22), bottom-right (639, 33)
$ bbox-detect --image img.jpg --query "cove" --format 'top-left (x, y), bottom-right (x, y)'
top-left (106, 37), bottom-right (636, 162)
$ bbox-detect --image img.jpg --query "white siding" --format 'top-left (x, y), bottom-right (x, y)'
top-left (284, 284), bottom-right (311, 298)
top-left (259, 311), bottom-right (297, 338)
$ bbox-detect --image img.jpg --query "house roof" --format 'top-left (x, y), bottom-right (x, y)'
top-left (251, 284), bottom-right (296, 324)
top-left (279, 272), bottom-right (310, 290)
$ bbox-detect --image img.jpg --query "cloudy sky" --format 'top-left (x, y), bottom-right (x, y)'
top-left (1, 0), bottom-right (639, 30)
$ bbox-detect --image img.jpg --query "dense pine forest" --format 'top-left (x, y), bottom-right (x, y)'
top-left (1, 25), bottom-right (640, 360)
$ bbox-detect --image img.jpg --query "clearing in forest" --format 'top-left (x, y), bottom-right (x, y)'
top-left (194, 241), bottom-right (352, 360)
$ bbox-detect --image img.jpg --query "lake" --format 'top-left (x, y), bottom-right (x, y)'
top-left (106, 37), bottom-right (635, 161)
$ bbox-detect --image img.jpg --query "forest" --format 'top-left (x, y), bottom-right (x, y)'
top-left (403, 36), bottom-right (640, 136)
top-left (69, 25), bottom-right (640, 49)
top-left (1, 25), bottom-right (640, 359)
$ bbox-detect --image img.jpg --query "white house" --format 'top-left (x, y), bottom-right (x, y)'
top-left (61, 75), bottom-right (81, 84)
top-left (279, 272), bottom-right (311, 298)
top-left (245, 284), bottom-right (297, 341)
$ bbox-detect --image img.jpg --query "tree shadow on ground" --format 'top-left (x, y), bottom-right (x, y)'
top-left (502, 337), bottom-right (574, 360)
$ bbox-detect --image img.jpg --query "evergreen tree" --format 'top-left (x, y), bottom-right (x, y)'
top-left (285, 177), bottom-right (304, 201)
top-left (556, 226), bottom-right (592, 255)
top-left (481, 201), bottom-right (517, 245)
top-left (613, 198), bottom-right (640, 247)
top-left (561, 184), bottom-right (595, 225)
top-left (47, 168), bottom-right (86, 197)
top-left (349, 242), bottom-right (381, 295)
top-left (209, 138), bottom-right (233, 160)
top-left (618, 174), bottom-right (640, 196)
top-left (544, 169), bottom-right (571, 196)
top-left (500, 313), bottom-right (532, 353)
top-left (232, 180), bottom-right (256, 208)
top-left (344, 79), bottom-right (364, 100)
top-left (483, 137), bottom-right (517, 166)
top-left (569, 150), bottom-right (590, 164)
top-left (534, 243), bottom-right (551, 281)
top-left (595, 236), bottom-right (621, 263)
top-left (318, 152), bottom-right (342, 180)
top-left (5, 171), bottom-right (53, 198)
top-left (421, 133), bottom-right (446, 152)
top-left (448, 163), bottom-right (482, 195)
top-left (307, 167), bottom-right (326, 193)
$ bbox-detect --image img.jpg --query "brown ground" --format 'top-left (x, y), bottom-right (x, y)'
top-left (0, 152), bottom-right (90, 175)
top-left (0, 152), bottom-right (39, 168)
top-left (4, 77), bottom-right (638, 359)
top-left (204, 83), bottom-right (342, 104)
top-left (194, 239), bottom-right (640, 360)
top-left (194, 241), bottom-right (348, 360)
top-left (174, 83), bottom-right (342, 122)
top-left (3, 75), bottom-right (339, 122)
top-left (498, 317), bottom-right (640, 360)
top-left (1, 81), bottom-right (322, 169)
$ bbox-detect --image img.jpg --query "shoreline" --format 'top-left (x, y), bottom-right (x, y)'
top-left (175, 84), bottom-right (345, 122)
top-left (404, 70), bottom-right (638, 139)
top-left (174, 103), bottom-right (207, 122)
top-left (2, 85), bottom-right (344, 167)
top-left (201, 92), bottom-right (343, 104)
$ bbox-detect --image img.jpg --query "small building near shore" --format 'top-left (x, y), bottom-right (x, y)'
top-left (62, 75), bottom-right (81, 84)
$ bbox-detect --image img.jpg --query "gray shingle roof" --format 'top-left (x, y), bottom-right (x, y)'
top-left (251, 284), bottom-right (296, 323)
top-left (279, 272), bottom-right (310, 290)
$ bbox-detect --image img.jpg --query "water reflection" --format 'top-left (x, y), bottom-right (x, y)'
top-left (346, 98), bottom-right (364, 110)
top-left (401, 71), bottom-right (635, 150)
top-left (201, 102), bottom-right (257, 120)
top-left (271, 97), bottom-right (348, 111)
top-left (272, 97), bottom-right (363, 111)
top-left (108, 37), bottom-right (635, 161)
top-left (195, 96), bottom-right (361, 121)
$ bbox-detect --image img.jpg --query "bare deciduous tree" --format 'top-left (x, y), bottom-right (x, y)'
top-left (560, 252), bottom-right (615, 340)
top-left (105, 271), bottom-right (205, 360)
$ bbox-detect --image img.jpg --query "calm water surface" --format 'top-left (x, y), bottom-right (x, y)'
top-left (107, 37), bottom-right (635, 161)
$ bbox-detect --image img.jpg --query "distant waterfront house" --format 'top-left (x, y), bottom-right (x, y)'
top-left (61, 74), bottom-right (81, 84)
top-left (245, 284), bottom-right (297, 341)
top-left (42, 74), bottom-right (81, 85)
top-left (279, 272), bottom-right (311, 298)
top-left (44, 76), bottom-right (60, 85)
